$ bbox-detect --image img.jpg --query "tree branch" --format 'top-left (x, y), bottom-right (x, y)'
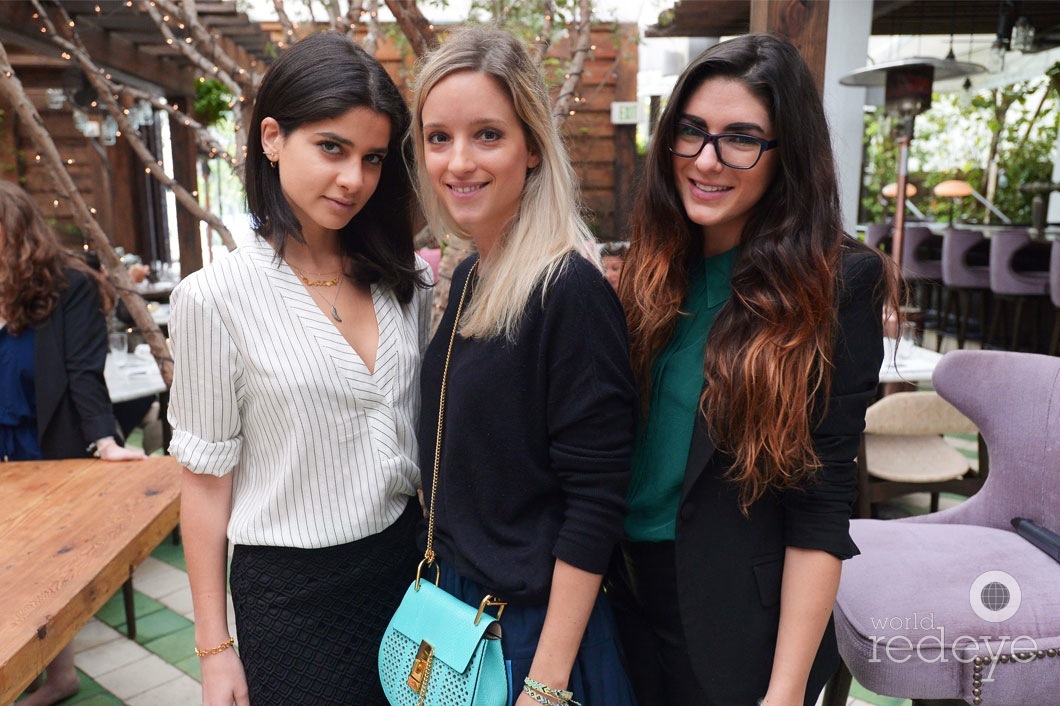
top-left (532, 0), bottom-right (553, 66)
top-left (0, 40), bottom-right (173, 386)
top-left (272, 0), bottom-right (299, 46)
top-left (35, 0), bottom-right (237, 251)
top-left (383, 0), bottom-right (437, 58)
top-left (551, 0), bottom-right (593, 127)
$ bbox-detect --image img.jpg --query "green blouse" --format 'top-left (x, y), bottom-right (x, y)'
top-left (624, 247), bottom-right (736, 542)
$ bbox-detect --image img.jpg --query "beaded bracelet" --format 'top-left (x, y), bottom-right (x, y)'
top-left (523, 677), bottom-right (581, 706)
top-left (194, 636), bottom-right (235, 658)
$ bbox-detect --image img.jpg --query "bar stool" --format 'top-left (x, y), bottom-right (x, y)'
top-left (1049, 239), bottom-right (1060, 356)
top-left (901, 226), bottom-right (944, 330)
top-left (938, 228), bottom-right (990, 350)
top-left (987, 229), bottom-right (1050, 351)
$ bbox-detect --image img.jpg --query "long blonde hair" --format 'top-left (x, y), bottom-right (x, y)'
top-left (409, 26), bottom-right (595, 340)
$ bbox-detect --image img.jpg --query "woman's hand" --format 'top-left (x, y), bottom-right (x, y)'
top-left (199, 648), bottom-right (250, 706)
top-left (95, 437), bottom-right (147, 462)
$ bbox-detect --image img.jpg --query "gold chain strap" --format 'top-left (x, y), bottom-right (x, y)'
top-left (424, 261), bottom-right (478, 565)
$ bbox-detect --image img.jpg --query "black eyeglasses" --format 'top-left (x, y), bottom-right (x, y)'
top-left (670, 122), bottom-right (778, 170)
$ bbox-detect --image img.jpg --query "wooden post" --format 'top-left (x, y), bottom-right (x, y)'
top-left (750, 0), bottom-right (829, 94)
top-left (613, 23), bottom-right (639, 240)
top-left (169, 97), bottom-right (204, 277)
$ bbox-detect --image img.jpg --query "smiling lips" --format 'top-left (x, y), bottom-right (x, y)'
top-left (448, 182), bottom-right (487, 195)
top-left (689, 180), bottom-right (732, 198)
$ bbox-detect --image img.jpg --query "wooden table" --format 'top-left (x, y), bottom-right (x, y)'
top-left (0, 456), bottom-right (181, 703)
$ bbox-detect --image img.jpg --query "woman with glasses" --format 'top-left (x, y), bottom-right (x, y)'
top-left (610, 34), bottom-right (900, 706)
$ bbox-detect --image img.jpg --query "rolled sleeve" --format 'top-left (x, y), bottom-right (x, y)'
top-left (167, 280), bottom-right (243, 475)
top-left (782, 252), bottom-right (884, 559)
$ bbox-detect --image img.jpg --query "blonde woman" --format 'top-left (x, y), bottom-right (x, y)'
top-left (410, 27), bottom-right (638, 706)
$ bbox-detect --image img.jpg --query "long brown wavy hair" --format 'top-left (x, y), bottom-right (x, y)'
top-left (620, 34), bottom-right (901, 509)
top-left (0, 180), bottom-right (114, 334)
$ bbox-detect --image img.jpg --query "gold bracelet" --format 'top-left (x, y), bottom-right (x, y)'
top-left (194, 636), bottom-right (235, 657)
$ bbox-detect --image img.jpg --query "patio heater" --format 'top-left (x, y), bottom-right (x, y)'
top-left (841, 57), bottom-right (985, 267)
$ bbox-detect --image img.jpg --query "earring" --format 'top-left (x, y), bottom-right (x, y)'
top-left (264, 151), bottom-right (277, 169)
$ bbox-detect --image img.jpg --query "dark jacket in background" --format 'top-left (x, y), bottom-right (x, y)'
top-left (33, 268), bottom-right (117, 459)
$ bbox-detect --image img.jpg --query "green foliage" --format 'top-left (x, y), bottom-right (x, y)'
top-left (860, 75), bottom-right (1058, 225)
top-left (193, 78), bottom-right (233, 127)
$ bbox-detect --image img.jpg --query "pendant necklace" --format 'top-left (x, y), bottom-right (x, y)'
top-left (290, 262), bottom-right (345, 322)
top-left (322, 273), bottom-right (344, 322)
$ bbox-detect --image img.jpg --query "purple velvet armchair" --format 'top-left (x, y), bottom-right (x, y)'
top-left (829, 350), bottom-right (1060, 705)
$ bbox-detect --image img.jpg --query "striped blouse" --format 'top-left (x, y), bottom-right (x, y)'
top-left (168, 237), bottom-right (431, 548)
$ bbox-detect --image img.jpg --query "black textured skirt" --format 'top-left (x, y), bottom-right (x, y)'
top-left (230, 499), bottom-right (421, 705)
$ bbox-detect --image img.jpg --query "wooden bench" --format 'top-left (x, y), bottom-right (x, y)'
top-left (0, 456), bottom-right (182, 703)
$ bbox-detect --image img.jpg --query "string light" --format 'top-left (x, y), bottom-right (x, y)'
top-left (53, 198), bottom-right (59, 207)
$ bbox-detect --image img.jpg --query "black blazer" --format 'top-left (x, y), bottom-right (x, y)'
top-left (33, 269), bottom-right (117, 460)
top-left (674, 249), bottom-right (885, 705)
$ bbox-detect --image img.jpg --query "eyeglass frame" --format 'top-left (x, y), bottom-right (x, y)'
top-left (669, 121), bottom-right (778, 170)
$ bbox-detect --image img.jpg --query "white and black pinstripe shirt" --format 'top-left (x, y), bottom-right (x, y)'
top-left (168, 237), bottom-right (431, 548)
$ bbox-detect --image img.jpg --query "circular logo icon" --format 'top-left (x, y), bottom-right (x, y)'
top-left (970, 570), bottom-right (1021, 623)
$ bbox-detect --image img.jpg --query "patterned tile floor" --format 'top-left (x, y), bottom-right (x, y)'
top-left (16, 330), bottom-right (980, 705)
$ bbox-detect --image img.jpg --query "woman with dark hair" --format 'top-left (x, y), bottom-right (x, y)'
top-left (0, 180), bottom-right (146, 706)
top-left (169, 32), bottom-right (430, 706)
top-left (611, 34), bottom-right (901, 706)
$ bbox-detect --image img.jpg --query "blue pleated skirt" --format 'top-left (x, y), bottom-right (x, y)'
top-left (438, 563), bottom-right (639, 706)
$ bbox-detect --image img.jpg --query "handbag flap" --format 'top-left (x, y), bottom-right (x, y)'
top-left (390, 580), bottom-right (500, 673)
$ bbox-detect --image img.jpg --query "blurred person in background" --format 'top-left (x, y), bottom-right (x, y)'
top-left (1, 179), bottom-right (145, 706)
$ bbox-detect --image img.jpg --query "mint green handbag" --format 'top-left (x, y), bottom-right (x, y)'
top-left (378, 263), bottom-right (507, 706)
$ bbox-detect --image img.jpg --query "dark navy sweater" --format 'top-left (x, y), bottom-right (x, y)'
top-left (418, 253), bottom-right (636, 605)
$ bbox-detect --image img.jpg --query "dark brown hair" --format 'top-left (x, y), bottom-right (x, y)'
top-left (0, 180), bottom-right (114, 334)
top-left (245, 32), bottom-right (422, 303)
top-left (620, 34), bottom-right (900, 508)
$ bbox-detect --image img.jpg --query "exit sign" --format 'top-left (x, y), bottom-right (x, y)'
top-left (610, 101), bottom-right (639, 125)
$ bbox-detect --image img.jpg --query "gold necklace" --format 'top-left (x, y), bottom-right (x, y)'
top-left (289, 263), bottom-right (341, 287)
top-left (289, 262), bottom-right (345, 321)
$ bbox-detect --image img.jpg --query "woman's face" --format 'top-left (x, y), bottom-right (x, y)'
top-left (260, 107), bottom-right (391, 242)
top-left (671, 77), bottom-right (777, 256)
top-left (420, 71), bottom-right (540, 257)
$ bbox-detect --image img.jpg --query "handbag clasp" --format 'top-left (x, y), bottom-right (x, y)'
top-left (414, 558), bottom-right (441, 590)
top-left (474, 594), bottom-right (507, 625)
top-left (407, 640), bottom-right (434, 693)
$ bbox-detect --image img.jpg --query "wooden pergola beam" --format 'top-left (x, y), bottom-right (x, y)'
top-left (0, 3), bottom-right (198, 96)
